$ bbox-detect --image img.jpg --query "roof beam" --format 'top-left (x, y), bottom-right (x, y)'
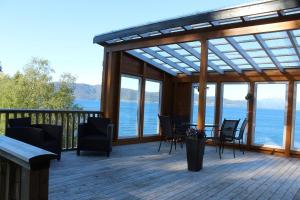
top-left (226, 37), bottom-right (262, 73)
top-left (158, 45), bottom-right (199, 71)
top-left (208, 43), bottom-right (242, 73)
top-left (94, 0), bottom-right (300, 44)
top-left (178, 43), bottom-right (224, 74)
top-left (254, 34), bottom-right (284, 72)
top-left (142, 48), bottom-right (192, 75)
top-left (287, 31), bottom-right (300, 62)
top-left (126, 50), bottom-right (177, 76)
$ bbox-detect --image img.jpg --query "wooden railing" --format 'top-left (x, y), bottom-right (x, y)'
top-left (0, 136), bottom-right (57, 200)
top-left (0, 109), bottom-right (103, 150)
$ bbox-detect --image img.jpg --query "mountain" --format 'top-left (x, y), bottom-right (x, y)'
top-left (74, 84), bottom-right (101, 100)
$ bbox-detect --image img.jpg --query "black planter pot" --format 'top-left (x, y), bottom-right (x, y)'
top-left (186, 136), bottom-right (206, 172)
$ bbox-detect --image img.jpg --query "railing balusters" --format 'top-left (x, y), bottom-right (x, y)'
top-left (0, 109), bottom-right (102, 151)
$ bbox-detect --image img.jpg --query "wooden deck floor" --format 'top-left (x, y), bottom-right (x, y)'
top-left (49, 142), bottom-right (300, 200)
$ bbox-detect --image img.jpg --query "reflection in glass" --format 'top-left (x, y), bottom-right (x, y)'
top-left (254, 83), bottom-right (287, 147)
top-left (143, 80), bottom-right (161, 135)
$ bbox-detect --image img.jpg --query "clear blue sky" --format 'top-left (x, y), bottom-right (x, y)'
top-left (0, 0), bottom-right (252, 85)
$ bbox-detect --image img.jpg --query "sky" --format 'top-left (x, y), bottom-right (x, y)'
top-left (0, 0), bottom-right (253, 85)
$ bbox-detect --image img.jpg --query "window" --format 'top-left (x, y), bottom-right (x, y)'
top-left (143, 80), bottom-right (162, 135)
top-left (118, 75), bottom-right (141, 138)
top-left (192, 83), bottom-right (216, 124)
top-left (222, 83), bottom-right (248, 134)
top-left (292, 83), bottom-right (300, 150)
top-left (254, 83), bottom-right (287, 148)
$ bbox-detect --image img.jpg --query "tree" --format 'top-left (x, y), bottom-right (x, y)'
top-left (0, 58), bottom-right (81, 110)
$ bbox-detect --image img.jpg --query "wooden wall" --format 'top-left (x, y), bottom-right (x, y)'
top-left (101, 51), bottom-right (175, 143)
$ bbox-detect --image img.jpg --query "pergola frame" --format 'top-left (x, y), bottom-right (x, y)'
top-left (95, 0), bottom-right (300, 157)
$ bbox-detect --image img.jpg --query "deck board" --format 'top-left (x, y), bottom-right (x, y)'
top-left (49, 142), bottom-right (300, 200)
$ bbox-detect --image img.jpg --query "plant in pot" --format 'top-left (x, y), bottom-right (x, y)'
top-left (186, 128), bottom-right (206, 172)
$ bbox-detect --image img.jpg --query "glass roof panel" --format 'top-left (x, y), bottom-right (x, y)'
top-left (171, 69), bottom-right (180, 72)
top-left (280, 62), bottom-right (300, 67)
top-left (246, 50), bottom-right (267, 57)
top-left (184, 41), bottom-right (201, 48)
top-left (165, 44), bottom-right (180, 49)
top-left (157, 51), bottom-right (170, 57)
top-left (149, 47), bottom-right (160, 51)
top-left (134, 49), bottom-right (143, 53)
top-left (245, 12), bottom-right (278, 21)
top-left (186, 68), bottom-right (196, 72)
top-left (168, 57), bottom-right (181, 62)
top-left (162, 64), bottom-right (173, 69)
top-left (238, 64), bottom-right (252, 69)
top-left (152, 58), bottom-right (164, 64)
top-left (214, 44), bottom-right (235, 52)
top-left (209, 38), bottom-right (227, 45)
top-left (143, 53), bottom-right (154, 59)
top-left (231, 59), bottom-right (248, 65)
top-left (276, 56), bottom-right (299, 63)
top-left (208, 54), bottom-right (219, 60)
top-left (239, 42), bottom-right (261, 50)
top-left (258, 63), bottom-right (276, 68)
top-left (259, 31), bottom-right (288, 40)
top-left (185, 55), bottom-right (198, 62)
top-left (264, 38), bottom-right (292, 48)
top-left (295, 37), bottom-right (300, 46)
top-left (271, 48), bottom-right (296, 56)
top-left (194, 61), bottom-right (200, 66)
top-left (175, 49), bottom-right (190, 56)
top-left (252, 57), bottom-right (273, 64)
top-left (178, 63), bottom-right (189, 68)
top-left (224, 53), bottom-right (242, 59)
top-left (212, 60), bottom-right (227, 65)
top-left (219, 66), bottom-right (232, 70)
top-left (293, 30), bottom-right (300, 37)
top-left (232, 35), bottom-right (255, 42)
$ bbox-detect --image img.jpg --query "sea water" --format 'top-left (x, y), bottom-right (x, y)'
top-left (74, 99), bottom-right (300, 149)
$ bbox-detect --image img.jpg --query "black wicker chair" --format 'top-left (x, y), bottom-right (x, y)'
top-left (77, 117), bottom-right (114, 157)
top-left (6, 117), bottom-right (62, 160)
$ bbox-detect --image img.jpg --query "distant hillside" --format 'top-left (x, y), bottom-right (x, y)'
top-left (71, 83), bottom-right (247, 107)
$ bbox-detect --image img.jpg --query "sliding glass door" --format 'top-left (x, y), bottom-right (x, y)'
top-left (118, 75), bottom-right (141, 138)
top-left (253, 83), bottom-right (287, 148)
top-left (191, 83), bottom-right (216, 124)
top-left (143, 80), bottom-right (162, 136)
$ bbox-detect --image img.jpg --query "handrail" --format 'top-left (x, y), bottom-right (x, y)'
top-left (0, 109), bottom-right (103, 150)
top-left (0, 136), bottom-right (56, 200)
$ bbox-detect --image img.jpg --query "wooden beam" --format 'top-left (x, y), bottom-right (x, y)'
top-left (106, 18), bottom-right (300, 52)
top-left (287, 31), bottom-right (300, 62)
top-left (141, 48), bottom-right (192, 75)
top-left (226, 37), bottom-right (262, 73)
top-left (208, 43), bottom-right (242, 73)
top-left (214, 82), bottom-right (222, 136)
top-left (126, 50), bottom-right (177, 76)
top-left (254, 34), bottom-right (284, 72)
top-left (198, 40), bottom-right (208, 130)
top-left (247, 82), bottom-right (255, 149)
top-left (285, 81), bottom-right (295, 156)
top-left (101, 49), bottom-right (109, 114)
top-left (178, 43), bottom-right (224, 74)
top-left (94, 0), bottom-right (300, 44)
top-left (158, 45), bottom-right (199, 70)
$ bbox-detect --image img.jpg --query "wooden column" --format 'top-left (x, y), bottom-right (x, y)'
top-left (101, 49), bottom-right (110, 117)
top-left (198, 40), bottom-right (208, 130)
top-left (138, 63), bottom-right (146, 139)
top-left (285, 81), bottom-right (295, 157)
top-left (214, 82), bottom-right (222, 136)
top-left (247, 82), bottom-right (255, 149)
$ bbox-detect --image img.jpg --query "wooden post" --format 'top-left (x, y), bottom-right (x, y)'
top-left (101, 49), bottom-right (109, 116)
top-left (247, 82), bottom-right (255, 149)
top-left (198, 40), bottom-right (208, 130)
top-left (285, 81), bottom-right (295, 157)
top-left (139, 64), bottom-right (146, 139)
top-left (214, 82), bottom-right (222, 136)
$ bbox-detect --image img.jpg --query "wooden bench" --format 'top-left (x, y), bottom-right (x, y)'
top-left (0, 135), bottom-right (57, 200)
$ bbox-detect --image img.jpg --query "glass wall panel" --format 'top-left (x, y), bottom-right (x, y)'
top-left (143, 80), bottom-right (162, 135)
top-left (292, 83), bottom-right (300, 149)
top-left (118, 75), bottom-right (141, 138)
top-left (254, 83), bottom-right (287, 148)
top-left (192, 84), bottom-right (216, 124)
